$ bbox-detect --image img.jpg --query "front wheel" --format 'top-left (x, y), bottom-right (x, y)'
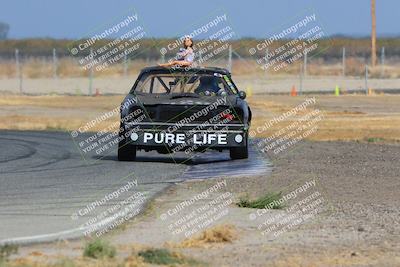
top-left (230, 138), bottom-right (248, 160)
top-left (118, 139), bottom-right (137, 161)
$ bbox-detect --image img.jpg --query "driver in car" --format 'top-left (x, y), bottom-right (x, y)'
top-left (195, 76), bottom-right (226, 96)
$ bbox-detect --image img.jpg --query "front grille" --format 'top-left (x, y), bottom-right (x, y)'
top-left (140, 105), bottom-right (243, 124)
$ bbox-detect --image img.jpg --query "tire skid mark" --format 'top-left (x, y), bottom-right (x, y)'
top-left (0, 138), bottom-right (38, 163)
top-left (0, 138), bottom-right (74, 173)
top-left (181, 140), bottom-right (272, 180)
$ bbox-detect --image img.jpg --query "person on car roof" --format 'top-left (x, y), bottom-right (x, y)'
top-left (158, 36), bottom-right (194, 67)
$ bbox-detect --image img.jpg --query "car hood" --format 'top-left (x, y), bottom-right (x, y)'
top-left (126, 94), bottom-right (238, 107)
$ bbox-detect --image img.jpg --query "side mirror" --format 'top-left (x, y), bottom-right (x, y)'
top-left (238, 91), bottom-right (246, 99)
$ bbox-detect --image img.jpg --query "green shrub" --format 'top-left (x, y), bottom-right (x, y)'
top-left (0, 244), bottom-right (18, 264)
top-left (138, 248), bottom-right (186, 265)
top-left (83, 239), bottom-right (116, 259)
top-left (237, 192), bottom-right (283, 209)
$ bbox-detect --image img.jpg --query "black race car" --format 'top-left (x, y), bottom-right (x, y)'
top-left (118, 66), bottom-right (252, 161)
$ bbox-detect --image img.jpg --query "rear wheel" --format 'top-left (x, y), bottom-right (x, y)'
top-left (230, 136), bottom-right (248, 160)
top-left (118, 139), bottom-right (137, 161)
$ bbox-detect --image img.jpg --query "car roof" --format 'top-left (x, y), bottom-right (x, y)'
top-left (139, 66), bottom-right (231, 75)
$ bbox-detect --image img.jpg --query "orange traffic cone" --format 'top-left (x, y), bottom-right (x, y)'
top-left (290, 85), bottom-right (297, 96)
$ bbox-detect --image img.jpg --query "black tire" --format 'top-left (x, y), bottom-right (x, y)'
top-left (230, 138), bottom-right (248, 160)
top-left (118, 139), bottom-right (137, 161)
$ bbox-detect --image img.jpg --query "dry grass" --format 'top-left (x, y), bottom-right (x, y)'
top-left (6, 244), bottom-right (201, 267)
top-left (0, 59), bottom-right (156, 79)
top-left (0, 115), bottom-right (80, 131)
top-left (251, 116), bottom-right (400, 141)
top-left (5, 244), bottom-right (147, 267)
top-left (248, 95), bottom-right (400, 142)
top-left (0, 94), bottom-right (123, 109)
top-left (1, 94), bottom-right (400, 142)
top-left (0, 94), bottom-right (123, 132)
top-left (6, 256), bottom-right (146, 267)
top-left (268, 250), bottom-right (400, 267)
top-left (176, 224), bottom-right (237, 248)
top-left (2, 57), bottom-right (400, 78)
top-left (6, 248), bottom-right (398, 267)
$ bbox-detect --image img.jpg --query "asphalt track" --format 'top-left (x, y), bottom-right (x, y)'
top-left (0, 130), bottom-right (271, 244)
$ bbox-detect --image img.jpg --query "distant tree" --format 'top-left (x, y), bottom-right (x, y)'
top-left (0, 22), bottom-right (10, 40)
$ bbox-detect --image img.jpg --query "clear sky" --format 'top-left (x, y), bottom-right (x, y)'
top-left (1, 0), bottom-right (398, 39)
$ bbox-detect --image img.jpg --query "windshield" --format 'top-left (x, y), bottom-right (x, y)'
top-left (133, 73), bottom-right (238, 96)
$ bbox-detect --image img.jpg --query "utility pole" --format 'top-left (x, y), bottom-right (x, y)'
top-left (371, 0), bottom-right (377, 67)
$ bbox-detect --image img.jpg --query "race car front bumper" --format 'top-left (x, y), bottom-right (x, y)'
top-left (123, 122), bottom-right (248, 149)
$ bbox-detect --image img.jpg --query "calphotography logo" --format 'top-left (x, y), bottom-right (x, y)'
top-left (160, 14), bottom-right (229, 55)
top-left (250, 97), bottom-right (325, 156)
top-left (68, 6), bottom-right (153, 73)
top-left (158, 180), bottom-right (234, 238)
top-left (247, 179), bottom-right (331, 239)
top-left (248, 11), bottom-right (332, 72)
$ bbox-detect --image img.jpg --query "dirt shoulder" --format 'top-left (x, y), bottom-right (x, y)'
top-left (106, 140), bottom-right (400, 267)
top-left (10, 140), bottom-right (400, 267)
